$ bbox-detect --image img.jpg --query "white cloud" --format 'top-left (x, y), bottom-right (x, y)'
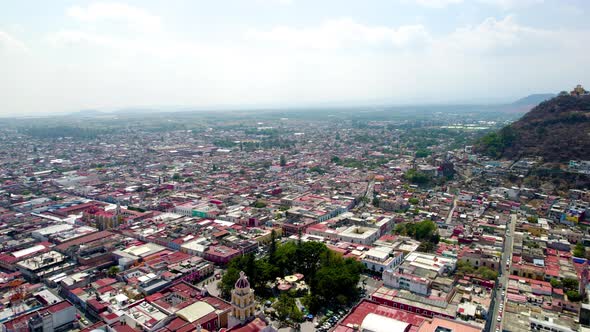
top-left (243, 15), bottom-right (564, 55)
top-left (47, 29), bottom-right (215, 61)
top-left (0, 30), bottom-right (27, 53)
top-left (406, 0), bottom-right (544, 9)
top-left (254, 0), bottom-right (293, 5)
top-left (67, 2), bottom-right (161, 32)
top-left (48, 30), bottom-right (117, 49)
top-left (439, 15), bottom-right (559, 54)
top-left (245, 18), bottom-right (430, 49)
top-left (478, 0), bottom-right (544, 10)
top-left (409, 0), bottom-right (463, 9)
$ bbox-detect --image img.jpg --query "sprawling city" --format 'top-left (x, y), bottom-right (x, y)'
top-left (0, 83), bottom-right (589, 332)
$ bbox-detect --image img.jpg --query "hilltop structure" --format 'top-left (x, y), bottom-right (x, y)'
top-left (571, 84), bottom-right (589, 97)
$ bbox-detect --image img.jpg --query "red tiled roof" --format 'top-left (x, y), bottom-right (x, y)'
top-left (55, 230), bottom-right (114, 251)
top-left (2, 301), bottom-right (74, 330)
top-left (508, 275), bottom-right (551, 287)
top-left (507, 293), bottom-right (527, 303)
top-left (97, 285), bottom-right (115, 294)
top-left (48, 300), bottom-right (74, 313)
top-left (102, 312), bottom-right (119, 320)
top-left (227, 318), bottom-right (268, 332)
top-left (165, 317), bottom-right (189, 330)
top-left (71, 287), bottom-right (85, 295)
top-left (94, 278), bottom-right (116, 287)
top-left (0, 253), bottom-right (18, 264)
top-left (195, 311), bottom-right (218, 325)
top-left (112, 322), bottom-right (142, 332)
top-left (339, 299), bottom-right (426, 329)
top-left (87, 299), bottom-right (109, 311)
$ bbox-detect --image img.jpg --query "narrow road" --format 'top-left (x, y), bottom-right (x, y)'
top-left (446, 197), bottom-right (457, 225)
top-left (357, 180), bottom-right (375, 209)
top-left (489, 214), bottom-right (516, 332)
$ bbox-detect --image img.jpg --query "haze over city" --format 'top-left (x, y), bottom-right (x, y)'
top-left (1, 0), bottom-right (590, 116)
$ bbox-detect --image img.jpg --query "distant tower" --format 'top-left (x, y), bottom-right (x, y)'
top-left (228, 271), bottom-right (256, 328)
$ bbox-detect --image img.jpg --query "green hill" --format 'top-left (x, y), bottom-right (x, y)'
top-left (476, 95), bottom-right (590, 161)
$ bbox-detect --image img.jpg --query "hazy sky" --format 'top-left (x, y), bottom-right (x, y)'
top-left (1, 0), bottom-right (589, 116)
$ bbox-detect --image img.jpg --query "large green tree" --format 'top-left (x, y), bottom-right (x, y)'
top-left (219, 240), bottom-right (363, 312)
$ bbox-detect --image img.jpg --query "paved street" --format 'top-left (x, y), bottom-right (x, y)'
top-left (489, 214), bottom-right (516, 332)
top-left (203, 268), bottom-right (223, 297)
top-left (446, 197), bottom-right (457, 224)
top-left (357, 180), bottom-right (375, 210)
top-left (359, 274), bottom-right (383, 296)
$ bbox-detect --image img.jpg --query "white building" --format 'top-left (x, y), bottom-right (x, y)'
top-left (403, 252), bottom-right (456, 275)
top-left (382, 252), bottom-right (457, 296)
top-left (181, 237), bottom-right (209, 256)
top-left (31, 224), bottom-right (74, 241)
top-left (338, 226), bottom-right (380, 245)
top-left (383, 269), bottom-right (430, 296)
top-left (361, 247), bottom-right (404, 273)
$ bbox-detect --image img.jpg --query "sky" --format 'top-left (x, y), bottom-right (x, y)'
top-left (1, 0), bottom-right (589, 116)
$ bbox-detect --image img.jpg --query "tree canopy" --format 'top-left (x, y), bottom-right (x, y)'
top-left (404, 169), bottom-right (431, 184)
top-left (393, 220), bottom-right (440, 253)
top-left (219, 239), bottom-right (363, 313)
top-left (394, 220), bottom-right (438, 241)
top-left (573, 242), bottom-right (585, 258)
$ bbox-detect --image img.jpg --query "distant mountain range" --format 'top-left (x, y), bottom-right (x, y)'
top-left (70, 109), bottom-right (105, 116)
top-left (66, 93), bottom-right (557, 118)
top-left (511, 93), bottom-right (555, 107)
top-left (476, 94), bottom-right (590, 162)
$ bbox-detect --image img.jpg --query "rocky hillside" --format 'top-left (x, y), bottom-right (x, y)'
top-left (476, 95), bottom-right (590, 161)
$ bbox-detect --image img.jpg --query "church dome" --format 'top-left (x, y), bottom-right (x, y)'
top-left (235, 271), bottom-right (250, 289)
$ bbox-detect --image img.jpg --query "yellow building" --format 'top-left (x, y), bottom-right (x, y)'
top-left (228, 271), bottom-right (256, 328)
top-left (571, 84), bottom-right (588, 96)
